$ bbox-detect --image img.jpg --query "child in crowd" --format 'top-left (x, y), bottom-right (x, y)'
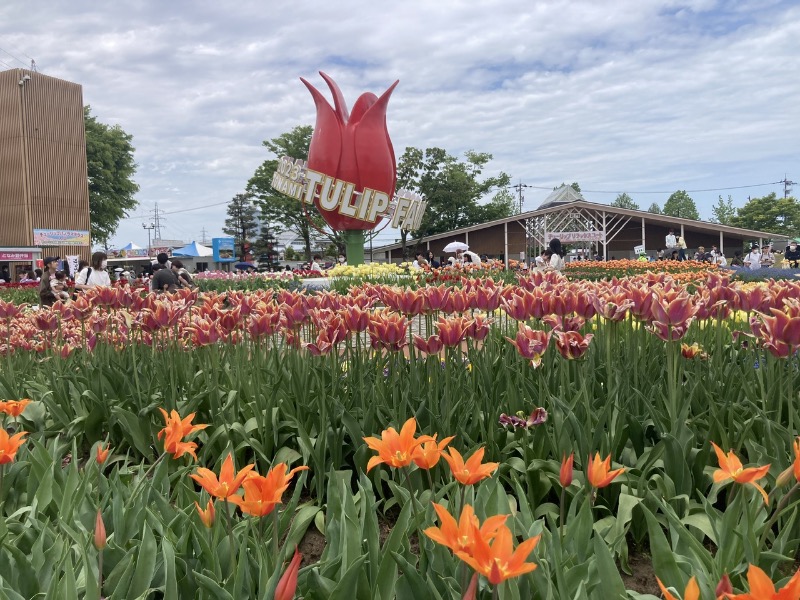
top-left (51, 270), bottom-right (70, 302)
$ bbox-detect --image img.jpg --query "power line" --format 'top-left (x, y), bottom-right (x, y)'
top-left (0, 46), bottom-right (28, 68)
top-left (120, 200), bottom-right (229, 219)
top-left (520, 180), bottom-right (783, 195)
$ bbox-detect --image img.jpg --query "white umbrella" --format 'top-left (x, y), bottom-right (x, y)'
top-left (442, 241), bottom-right (469, 253)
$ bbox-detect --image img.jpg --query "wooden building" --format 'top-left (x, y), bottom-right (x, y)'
top-left (375, 189), bottom-right (785, 265)
top-left (0, 68), bottom-right (90, 281)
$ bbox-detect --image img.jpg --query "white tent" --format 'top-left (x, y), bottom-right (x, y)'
top-left (172, 241), bottom-right (213, 257)
top-left (120, 242), bottom-right (143, 251)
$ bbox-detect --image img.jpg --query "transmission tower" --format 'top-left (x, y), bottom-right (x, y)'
top-left (149, 203), bottom-right (166, 241)
top-left (200, 228), bottom-right (210, 245)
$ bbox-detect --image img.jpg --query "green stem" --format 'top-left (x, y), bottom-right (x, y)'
top-left (273, 507), bottom-right (280, 567)
top-left (225, 500), bottom-right (237, 577)
top-left (98, 549), bottom-right (103, 595)
top-left (759, 482), bottom-right (800, 549)
top-left (403, 468), bottom-right (423, 528)
top-left (126, 451), bottom-right (167, 507)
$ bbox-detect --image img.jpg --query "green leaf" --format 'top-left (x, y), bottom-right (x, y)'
top-left (589, 535), bottom-right (626, 598)
top-left (328, 556), bottom-right (367, 600)
top-left (162, 538), bottom-right (179, 600)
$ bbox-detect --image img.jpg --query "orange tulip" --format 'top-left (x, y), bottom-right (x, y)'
top-left (775, 438), bottom-right (800, 487)
top-left (412, 435), bottom-right (455, 470)
top-left (0, 399), bottom-right (31, 418)
top-left (656, 576), bottom-right (699, 600)
top-left (442, 447), bottom-right (499, 486)
top-left (0, 429), bottom-right (27, 465)
top-left (275, 547), bottom-right (302, 600)
top-left (194, 499), bottom-right (215, 528)
top-left (681, 343), bottom-right (708, 360)
top-left (586, 453), bottom-right (625, 489)
top-left (228, 463), bottom-right (309, 517)
top-left (96, 443), bottom-right (111, 466)
top-left (560, 453), bottom-right (574, 488)
top-left (727, 564), bottom-right (800, 600)
top-left (455, 523), bottom-right (540, 585)
top-left (711, 442), bottom-right (770, 505)
top-left (363, 417), bottom-right (431, 472)
top-left (94, 509), bottom-right (107, 550)
top-left (190, 453), bottom-right (256, 500)
top-left (158, 408), bottom-right (208, 460)
top-left (424, 503), bottom-right (507, 556)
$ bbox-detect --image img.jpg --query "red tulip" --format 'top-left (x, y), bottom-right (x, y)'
top-left (554, 330), bottom-right (593, 359)
top-left (301, 72), bottom-right (399, 230)
top-left (275, 547), bottom-right (302, 600)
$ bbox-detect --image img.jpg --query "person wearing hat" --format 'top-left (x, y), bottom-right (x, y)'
top-left (38, 256), bottom-right (60, 306)
top-left (760, 244), bottom-right (775, 268)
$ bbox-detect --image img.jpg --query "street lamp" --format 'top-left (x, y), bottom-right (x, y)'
top-left (142, 222), bottom-right (155, 257)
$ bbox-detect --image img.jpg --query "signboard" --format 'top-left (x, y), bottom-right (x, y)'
top-left (0, 251), bottom-right (34, 261)
top-left (633, 245), bottom-right (646, 255)
top-left (212, 238), bottom-right (236, 262)
top-left (545, 231), bottom-right (605, 243)
top-left (33, 229), bottom-right (91, 246)
top-left (65, 255), bottom-right (80, 277)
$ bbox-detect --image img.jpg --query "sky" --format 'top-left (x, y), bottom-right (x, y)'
top-left (1, 0), bottom-right (798, 250)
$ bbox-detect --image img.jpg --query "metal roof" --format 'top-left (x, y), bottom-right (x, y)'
top-left (372, 198), bottom-right (786, 252)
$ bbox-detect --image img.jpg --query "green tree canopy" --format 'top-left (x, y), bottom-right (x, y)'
top-left (247, 125), bottom-right (322, 260)
top-left (647, 202), bottom-right (663, 214)
top-left (222, 193), bottom-right (258, 261)
top-left (730, 193), bottom-right (800, 236)
top-left (84, 106), bottom-right (139, 244)
top-left (663, 190), bottom-right (699, 220)
top-left (610, 193), bottom-right (639, 210)
top-left (409, 148), bottom-right (511, 242)
top-left (710, 195), bottom-right (737, 225)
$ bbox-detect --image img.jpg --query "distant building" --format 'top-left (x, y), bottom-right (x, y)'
top-left (0, 68), bottom-right (91, 280)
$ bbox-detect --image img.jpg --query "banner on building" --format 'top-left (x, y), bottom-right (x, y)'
top-left (65, 255), bottom-right (80, 277)
top-left (33, 229), bottom-right (91, 246)
top-left (212, 238), bottom-right (236, 262)
top-left (0, 251), bottom-right (34, 261)
top-left (545, 231), bottom-right (605, 243)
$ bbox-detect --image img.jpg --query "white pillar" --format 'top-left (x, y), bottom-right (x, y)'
top-left (642, 217), bottom-right (646, 253)
top-left (504, 222), bottom-right (509, 268)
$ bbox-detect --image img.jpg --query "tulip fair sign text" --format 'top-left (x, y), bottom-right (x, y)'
top-left (272, 156), bottom-right (426, 231)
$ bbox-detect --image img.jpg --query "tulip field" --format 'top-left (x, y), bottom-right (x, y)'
top-left (1, 266), bottom-right (800, 599)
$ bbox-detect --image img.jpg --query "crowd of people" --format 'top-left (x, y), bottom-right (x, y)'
top-left (33, 252), bottom-right (198, 307)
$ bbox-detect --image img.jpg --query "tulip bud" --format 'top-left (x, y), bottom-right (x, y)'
top-left (195, 499), bottom-right (215, 529)
top-left (462, 572), bottom-right (479, 600)
top-left (776, 465), bottom-right (795, 488)
top-left (93, 509), bottom-right (107, 550)
top-left (560, 453), bottom-right (574, 488)
top-left (715, 573), bottom-right (733, 597)
top-left (96, 443), bottom-right (110, 466)
top-left (275, 547), bottom-right (302, 600)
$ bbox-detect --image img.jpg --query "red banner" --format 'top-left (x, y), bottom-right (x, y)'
top-left (0, 251), bottom-right (34, 261)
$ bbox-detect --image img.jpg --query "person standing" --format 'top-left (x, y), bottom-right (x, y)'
top-left (546, 238), bottom-right (565, 271)
top-left (785, 241), bottom-right (800, 268)
top-left (743, 245), bottom-right (762, 271)
top-left (38, 256), bottom-right (60, 306)
top-left (75, 252), bottom-right (111, 291)
top-left (426, 250), bottom-right (440, 268)
top-left (760, 244), bottom-right (775, 268)
top-left (309, 255), bottom-right (323, 274)
top-left (665, 229), bottom-right (677, 252)
top-left (677, 235), bottom-right (687, 261)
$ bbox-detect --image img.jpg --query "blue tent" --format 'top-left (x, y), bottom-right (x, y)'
top-left (172, 241), bottom-right (213, 257)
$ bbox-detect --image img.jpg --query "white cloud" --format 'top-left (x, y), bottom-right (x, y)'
top-left (0, 0), bottom-right (797, 247)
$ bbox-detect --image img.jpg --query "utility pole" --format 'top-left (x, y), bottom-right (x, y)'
top-left (512, 182), bottom-right (532, 214)
top-left (783, 175), bottom-right (795, 199)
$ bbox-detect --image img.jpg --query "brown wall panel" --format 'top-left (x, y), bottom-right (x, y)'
top-left (0, 68), bottom-right (90, 264)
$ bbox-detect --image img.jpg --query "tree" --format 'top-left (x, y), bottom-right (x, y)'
top-left (247, 125), bottom-right (323, 261)
top-left (84, 106), bottom-right (139, 244)
top-left (648, 202), bottom-right (663, 214)
top-left (663, 190), bottom-right (699, 220)
top-left (395, 146), bottom-right (425, 259)
top-left (710, 195), bottom-right (737, 225)
top-left (411, 148), bottom-right (511, 242)
top-left (481, 188), bottom-right (517, 220)
top-left (222, 193), bottom-right (258, 261)
top-left (730, 193), bottom-right (800, 236)
top-left (611, 193), bottom-right (639, 210)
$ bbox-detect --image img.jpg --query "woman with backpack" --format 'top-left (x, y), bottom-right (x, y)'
top-left (74, 252), bottom-right (111, 291)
